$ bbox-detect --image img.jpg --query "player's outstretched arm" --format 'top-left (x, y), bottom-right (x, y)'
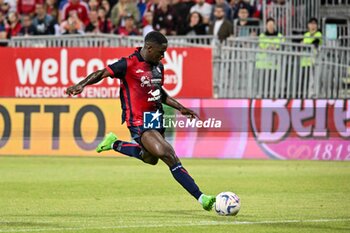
top-left (65, 68), bottom-right (112, 96)
top-left (161, 88), bottom-right (199, 120)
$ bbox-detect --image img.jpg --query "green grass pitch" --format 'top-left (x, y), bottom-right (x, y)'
top-left (0, 156), bottom-right (349, 233)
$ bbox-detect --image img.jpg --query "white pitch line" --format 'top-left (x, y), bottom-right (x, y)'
top-left (0, 218), bottom-right (349, 233)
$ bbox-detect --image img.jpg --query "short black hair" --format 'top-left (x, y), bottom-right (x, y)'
top-left (145, 31), bottom-right (168, 45)
top-left (308, 17), bottom-right (318, 24)
top-left (238, 6), bottom-right (249, 12)
top-left (266, 17), bottom-right (275, 23)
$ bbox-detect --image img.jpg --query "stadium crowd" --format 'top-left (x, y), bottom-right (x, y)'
top-left (0, 0), bottom-right (298, 39)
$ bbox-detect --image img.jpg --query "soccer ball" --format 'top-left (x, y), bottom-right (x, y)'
top-left (215, 192), bottom-right (241, 216)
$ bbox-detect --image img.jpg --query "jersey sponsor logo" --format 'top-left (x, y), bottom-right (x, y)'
top-left (136, 69), bottom-right (144, 73)
top-left (143, 110), bottom-right (162, 129)
top-left (140, 76), bottom-right (151, 87)
top-left (151, 78), bottom-right (162, 84)
top-left (147, 89), bottom-right (161, 102)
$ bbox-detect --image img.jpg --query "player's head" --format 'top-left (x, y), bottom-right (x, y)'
top-left (143, 31), bottom-right (168, 64)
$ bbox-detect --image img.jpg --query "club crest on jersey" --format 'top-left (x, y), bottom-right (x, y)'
top-left (143, 110), bottom-right (162, 129)
top-left (140, 76), bottom-right (151, 87)
top-left (148, 89), bottom-right (161, 102)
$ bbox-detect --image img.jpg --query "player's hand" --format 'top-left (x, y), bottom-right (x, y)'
top-left (65, 84), bottom-right (84, 96)
top-left (179, 107), bottom-right (199, 120)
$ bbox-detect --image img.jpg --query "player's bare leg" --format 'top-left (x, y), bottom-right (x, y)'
top-left (140, 151), bottom-right (159, 165)
top-left (141, 130), bottom-right (215, 210)
top-left (141, 130), bottom-right (179, 167)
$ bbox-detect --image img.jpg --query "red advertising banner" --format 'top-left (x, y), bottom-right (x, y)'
top-left (0, 47), bottom-right (212, 98)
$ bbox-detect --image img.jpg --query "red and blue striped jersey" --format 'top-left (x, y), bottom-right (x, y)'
top-left (106, 48), bottom-right (165, 127)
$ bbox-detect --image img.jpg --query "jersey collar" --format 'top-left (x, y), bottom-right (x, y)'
top-left (135, 47), bottom-right (145, 62)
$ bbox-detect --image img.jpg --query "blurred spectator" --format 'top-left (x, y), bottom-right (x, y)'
top-left (190, 0), bottom-right (212, 24)
top-left (138, 0), bottom-right (147, 18)
top-left (258, 17), bottom-right (283, 49)
top-left (32, 3), bottom-right (56, 35)
top-left (255, 17), bottom-right (284, 98)
top-left (58, 0), bottom-right (68, 11)
top-left (110, 0), bottom-right (139, 27)
top-left (271, 0), bottom-right (286, 5)
top-left (235, 6), bottom-right (259, 36)
top-left (98, 6), bottom-right (112, 33)
top-left (142, 0), bottom-right (157, 28)
top-left (1, 0), bottom-right (16, 13)
top-left (182, 11), bottom-right (206, 35)
top-left (145, 0), bottom-right (159, 13)
top-left (0, 10), bottom-right (6, 38)
top-left (206, 0), bottom-right (215, 4)
top-left (232, 0), bottom-right (254, 19)
top-left (172, 0), bottom-right (194, 35)
top-left (60, 11), bottom-right (84, 34)
top-left (45, 0), bottom-right (59, 20)
top-left (18, 0), bottom-right (44, 16)
top-left (0, 0), bottom-right (10, 15)
top-left (252, 0), bottom-right (263, 18)
top-left (300, 18), bottom-right (322, 98)
top-left (152, 0), bottom-right (176, 35)
top-left (266, 0), bottom-right (293, 34)
top-left (5, 12), bottom-right (21, 38)
top-left (142, 11), bottom-right (153, 37)
top-left (19, 14), bottom-right (37, 36)
top-left (208, 5), bottom-right (232, 41)
top-left (61, 0), bottom-right (90, 26)
top-left (101, 0), bottom-right (111, 17)
top-left (115, 14), bottom-right (139, 35)
top-left (88, 0), bottom-right (99, 11)
top-left (303, 17), bottom-right (322, 48)
top-left (210, 0), bottom-right (232, 21)
top-left (108, 0), bottom-right (118, 10)
top-left (85, 9), bottom-right (99, 33)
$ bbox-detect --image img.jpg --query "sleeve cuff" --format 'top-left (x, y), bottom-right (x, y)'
top-left (106, 66), bottom-right (114, 77)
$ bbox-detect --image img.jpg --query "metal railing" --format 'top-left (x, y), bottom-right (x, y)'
top-left (323, 18), bottom-right (350, 47)
top-left (215, 37), bottom-right (349, 99)
top-left (233, 19), bottom-right (262, 37)
top-left (7, 34), bottom-right (215, 48)
top-left (261, 0), bottom-right (349, 35)
top-left (291, 0), bottom-right (320, 34)
top-left (214, 38), bottom-right (318, 98)
top-left (320, 0), bottom-right (350, 18)
top-left (315, 46), bottom-right (350, 98)
top-left (321, 0), bottom-right (350, 6)
top-left (2, 34), bottom-right (349, 99)
top-left (339, 36), bottom-right (350, 47)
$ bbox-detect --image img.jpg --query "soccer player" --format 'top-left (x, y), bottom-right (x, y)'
top-left (65, 31), bottom-right (216, 211)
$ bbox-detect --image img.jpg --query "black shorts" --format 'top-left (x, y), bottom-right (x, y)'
top-left (128, 126), bottom-right (165, 145)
